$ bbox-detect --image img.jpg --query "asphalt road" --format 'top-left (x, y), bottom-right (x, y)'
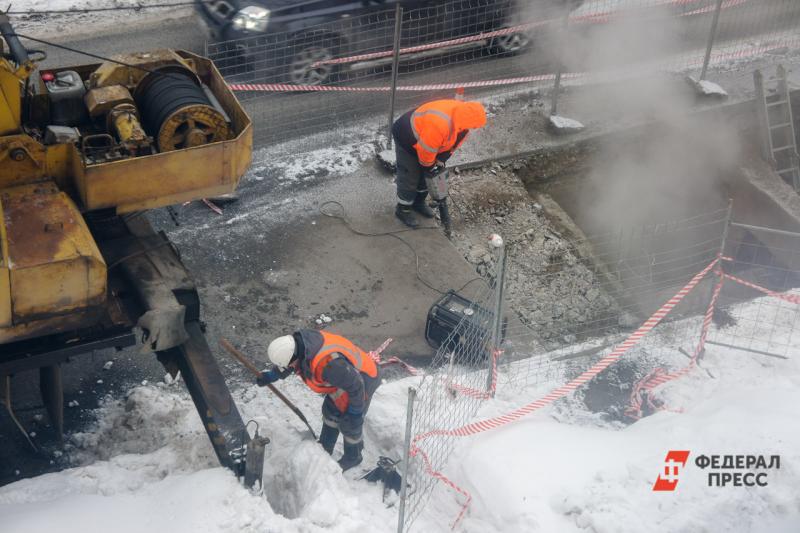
top-left (26, 1), bottom-right (800, 149)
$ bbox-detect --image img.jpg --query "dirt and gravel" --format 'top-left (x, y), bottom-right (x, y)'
top-left (445, 159), bottom-right (621, 350)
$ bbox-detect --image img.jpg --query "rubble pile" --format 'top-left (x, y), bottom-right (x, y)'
top-left (448, 161), bottom-right (619, 348)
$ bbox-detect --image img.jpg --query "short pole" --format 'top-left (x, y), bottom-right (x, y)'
top-left (396, 387), bottom-right (417, 533)
top-left (700, 199), bottom-right (733, 361)
top-left (387, 3), bottom-right (404, 149)
top-left (549, 8), bottom-right (571, 116)
top-left (488, 236), bottom-right (507, 394)
top-left (700, 0), bottom-right (724, 81)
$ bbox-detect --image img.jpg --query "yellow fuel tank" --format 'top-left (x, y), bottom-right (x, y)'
top-left (0, 182), bottom-right (106, 343)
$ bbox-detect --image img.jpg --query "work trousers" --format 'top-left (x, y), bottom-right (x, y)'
top-left (394, 142), bottom-right (427, 206)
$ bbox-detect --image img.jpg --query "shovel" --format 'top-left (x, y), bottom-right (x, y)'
top-left (220, 338), bottom-right (317, 440)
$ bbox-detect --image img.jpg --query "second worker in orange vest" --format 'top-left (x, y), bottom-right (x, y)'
top-left (257, 329), bottom-right (381, 471)
top-left (391, 99), bottom-right (487, 228)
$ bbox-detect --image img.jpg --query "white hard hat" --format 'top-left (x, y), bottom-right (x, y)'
top-left (267, 335), bottom-right (296, 369)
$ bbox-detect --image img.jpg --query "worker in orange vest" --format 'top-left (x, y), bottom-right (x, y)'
top-left (257, 329), bottom-right (381, 471)
top-left (392, 99), bottom-right (487, 227)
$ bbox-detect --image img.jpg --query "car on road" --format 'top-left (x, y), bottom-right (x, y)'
top-left (195, 0), bottom-right (581, 85)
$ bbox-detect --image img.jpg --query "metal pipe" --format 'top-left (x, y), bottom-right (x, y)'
top-left (0, 14), bottom-right (30, 65)
top-left (549, 8), bottom-right (571, 116)
top-left (704, 340), bottom-right (788, 360)
top-left (387, 4), bottom-right (404, 149)
top-left (699, 0), bottom-right (725, 81)
top-left (730, 221), bottom-right (800, 239)
top-left (488, 238), bottom-right (507, 394)
top-left (396, 387), bottom-right (417, 533)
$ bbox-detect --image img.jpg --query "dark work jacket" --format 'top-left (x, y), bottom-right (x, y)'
top-left (293, 329), bottom-right (380, 414)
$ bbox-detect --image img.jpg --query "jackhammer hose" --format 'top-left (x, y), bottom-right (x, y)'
top-left (0, 14), bottom-right (30, 65)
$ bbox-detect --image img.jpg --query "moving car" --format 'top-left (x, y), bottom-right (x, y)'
top-left (196, 0), bottom-right (579, 84)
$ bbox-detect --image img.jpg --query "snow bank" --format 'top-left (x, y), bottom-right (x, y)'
top-left (1, 294), bottom-right (799, 532)
top-left (12, 1), bottom-right (194, 39)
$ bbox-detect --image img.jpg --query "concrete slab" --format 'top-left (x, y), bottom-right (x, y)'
top-left (152, 159), bottom-right (480, 368)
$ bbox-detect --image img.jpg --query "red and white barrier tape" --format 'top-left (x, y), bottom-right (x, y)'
top-left (310, 0), bottom-right (740, 68)
top-left (368, 338), bottom-right (421, 375)
top-left (310, 20), bottom-right (553, 68)
top-left (409, 258), bottom-right (718, 529)
top-left (626, 261), bottom-right (726, 420)
top-left (228, 73), bottom-right (581, 93)
top-left (228, 32), bottom-right (797, 95)
top-left (723, 273), bottom-right (800, 305)
top-left (444, 349), bottom-right (502, 400)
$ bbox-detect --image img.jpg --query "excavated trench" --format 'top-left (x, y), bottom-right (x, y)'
top-left (446, 112), bottom-right (800, 420)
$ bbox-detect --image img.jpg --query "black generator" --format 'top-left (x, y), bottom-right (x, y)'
top-left (425, 290), bottom-right (505, 363)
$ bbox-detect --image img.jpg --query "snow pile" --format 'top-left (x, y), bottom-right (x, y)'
top-left (11, 1), bottom-right (194, 38)
top-left (1, 294), bottom-right (799, 532)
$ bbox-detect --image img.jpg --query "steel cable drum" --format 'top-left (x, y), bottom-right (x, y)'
top-left (135, 68), bottom-right (231, 152)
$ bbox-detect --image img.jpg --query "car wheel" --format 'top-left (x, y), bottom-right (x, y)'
top-left (287, 37), bottom-right (341, 86)
top-left (489, 31), bottom-right (531, 56)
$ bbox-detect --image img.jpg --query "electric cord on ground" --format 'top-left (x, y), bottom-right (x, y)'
top-left (320, 201), bottom-right (486, 296)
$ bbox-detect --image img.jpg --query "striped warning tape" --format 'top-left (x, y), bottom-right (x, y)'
top-left (310, 0), bottom-right (742, 68)
top-left (409, 257), bottom-right (719, 529)
top-left (228, 73), bottom-right (581, 93)
top-left (626, 261), bottom-right (726, 420)
top-left (625, 265), bottom-right (800, 419)
top-left (368, 338), bottom-right (421, 375)
top-left (444, 349), bottom-right (502, 400)
top-left (228, 33), bottom-right (796, 95)
top-left (723, 273), bottom-right (800, 305)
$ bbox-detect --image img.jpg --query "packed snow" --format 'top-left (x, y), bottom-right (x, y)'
top-left (1, 292), bottom-right (798, 532)
top-left (11, 1), bottom-right (194, 38)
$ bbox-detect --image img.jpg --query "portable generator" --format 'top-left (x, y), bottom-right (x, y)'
top-left (424, 290), bottom-right (505, 363)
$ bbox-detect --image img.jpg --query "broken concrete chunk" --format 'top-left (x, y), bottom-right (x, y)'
top-left (548, 115), bottom-right (585, 135)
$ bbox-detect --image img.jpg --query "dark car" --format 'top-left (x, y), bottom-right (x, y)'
top-left (196, 0), bottom-right (579, 85)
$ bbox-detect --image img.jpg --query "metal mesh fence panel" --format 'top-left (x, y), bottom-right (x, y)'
top-left (708, 224), bottom-right (800, 359)
top-left (400, 242), bottom-right (502, 531)
top-left (498, 207), bottom-right (730, 392)
top-left (399, 207), bottom-right (730, 531)
top-left (204, 0), bottom-right (800, 149)
top-left (207, 7), bottom-right (399, 146)
top-left (704, 0), bottom-right (800, 77)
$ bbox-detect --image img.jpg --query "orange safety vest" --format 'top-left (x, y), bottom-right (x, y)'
top-left (301, 331), bottom-right (377, 412)
top-left (410, 100), bottom-right (487, 167)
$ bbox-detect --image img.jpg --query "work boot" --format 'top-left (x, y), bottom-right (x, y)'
top-left (319, 424), bottom-right (339, 455)
top-left (395, 204), bottom-right (418, 229)
top-left (338, 441), bottom-right (364, 472)
top-left (412, 193), bottom-right (436, 218)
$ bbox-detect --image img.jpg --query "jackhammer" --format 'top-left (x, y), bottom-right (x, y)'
top-left (425, 165), bottom-right (453, 238)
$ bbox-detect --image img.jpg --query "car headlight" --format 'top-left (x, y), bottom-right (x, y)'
top-left (232, 6), bottom-right (270, 32)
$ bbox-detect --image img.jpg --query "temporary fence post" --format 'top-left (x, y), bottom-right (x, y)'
top-left (488, 236), bottom-right (507, 395)
top-left (549, 7), bottom-right (571, 116)
top-left (387, 3), bottom-right (404, 149)
top-left (700, 0), bottom-right (725, 80)
top-left (700, 200), bottom-right (733, 360)
top-left (396, 386), bottom-right (417, 533)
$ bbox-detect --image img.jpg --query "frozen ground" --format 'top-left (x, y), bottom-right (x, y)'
top-left (1, 293), bottom-right (798, 533)
top-left (11, 1), bottom-right (194, 39)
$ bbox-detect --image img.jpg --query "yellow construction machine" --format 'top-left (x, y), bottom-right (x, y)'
top-left (0, 14), bottom-right (260, 480)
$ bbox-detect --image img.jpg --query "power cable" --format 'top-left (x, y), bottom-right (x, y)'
top-left (8, 32), bottom-right (190, 81)
top-left (319, 200), bottom-right (487, 296)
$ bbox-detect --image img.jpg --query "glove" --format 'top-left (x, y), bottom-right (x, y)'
top-left (423, 164), bottom-right (442, 179)
top-left (256, 367), bottom-right (282, 387)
